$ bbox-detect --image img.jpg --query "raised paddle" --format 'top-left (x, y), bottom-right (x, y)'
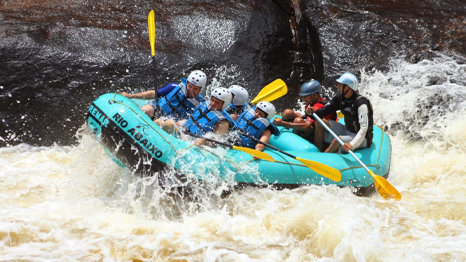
top-left (148, 10), bottom-right (157, 103)
top-left (313, 113), bottom-right (401, 200)
top-left (187, 133), bottom-right (275, 162)
top-left (239, 131), bottom-right (342, 182)
top-left (251, 79), bottom-right (287, 104)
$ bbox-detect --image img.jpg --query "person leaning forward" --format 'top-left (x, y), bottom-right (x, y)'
top-left (225, 85), bottom-right (249, 121)
top-left (162, 87), bottom-right (237, 146)
top-left (121, 70), bottom-right (206, 120)
top-left (306, 72), bottom-right (374, 153)
top-left (235, 101), bottom-right (280, 152)
top-left (273, 79), bottom-right (336, 143)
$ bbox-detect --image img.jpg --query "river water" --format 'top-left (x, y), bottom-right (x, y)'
top-left (1, 53), bottom-right (466, 261)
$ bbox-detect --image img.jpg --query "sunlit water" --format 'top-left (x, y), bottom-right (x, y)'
top-left (2, 53), bottom-right (466, 261)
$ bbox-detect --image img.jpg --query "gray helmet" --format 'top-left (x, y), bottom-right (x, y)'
top-left (336, 72), bottom-right (359, 91)
top-left (299, 80), bottom-right (322, 96)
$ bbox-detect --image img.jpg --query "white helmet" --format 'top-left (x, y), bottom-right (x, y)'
top-left (336, 72), bottom-right (359, 91)
top-left (187, 70), bottom-right (207, 88)
top-left (228, 85), bottom-right (249, 106)
top-left (211, 87), bottom-right (232, 110)
top-left (256, 101), bottom-right (276, 120)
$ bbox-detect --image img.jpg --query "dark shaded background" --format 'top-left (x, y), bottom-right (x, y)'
top-left (1, 0), bottom-right (465, 146)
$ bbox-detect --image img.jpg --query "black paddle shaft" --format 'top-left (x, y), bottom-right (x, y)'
top-left (240, 131), bottom-right (296, 159)
top-left (152, 56), bottom-right (158, 102)
top-left (187, 133), bottom-right (233, 148)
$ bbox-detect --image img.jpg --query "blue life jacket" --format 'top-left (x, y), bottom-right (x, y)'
top-left (184, 103), bottom-right (237, 136)
top-left (158, 78), bottom-right (205, 119)
top-left (236, 108), bottom-right (280, 148)
top-left (225, 102), bottom-right (249, 116)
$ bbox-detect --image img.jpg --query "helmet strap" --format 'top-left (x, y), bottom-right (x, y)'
top-left (342, 85), bottom-right (350, 98)
top-left (311, 93), bottom-right (320, 104)
top-left (257, 108), bottom-right (268, 119)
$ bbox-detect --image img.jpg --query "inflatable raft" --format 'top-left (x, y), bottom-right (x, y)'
top-left (87, 93), bottom-right (391, 196)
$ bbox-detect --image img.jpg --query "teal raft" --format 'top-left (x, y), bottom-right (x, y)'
top-left (87, 93), bottom-right (391, 196)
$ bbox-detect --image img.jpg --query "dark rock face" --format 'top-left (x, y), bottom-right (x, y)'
top-left (0, 0), bottom-right (294, 146)
top-left (302, 0), bottom-right (466, 86)
top-left (0, 0), bottom-right (465, 146)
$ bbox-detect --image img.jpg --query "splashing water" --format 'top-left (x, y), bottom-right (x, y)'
top-left (2, 53), bottom-right (466, 261)
top-left (361, 53), bottom-right (466, 150)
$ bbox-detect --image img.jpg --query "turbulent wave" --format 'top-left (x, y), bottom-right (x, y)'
top-left (361, 52), bottom-right (466, 151)
top-left (2, 53), bottom-right (466, 261)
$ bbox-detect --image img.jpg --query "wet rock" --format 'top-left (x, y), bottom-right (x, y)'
top-left (302, 0), bottom-right (466, 87)
top-left (0, 0), bottom-right (294, 146)
top-left (0, 0), bottom-right (465, 146)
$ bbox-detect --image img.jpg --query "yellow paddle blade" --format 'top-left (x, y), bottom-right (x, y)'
top-left (369, 171), bottom-right (401, 201)
top-left (295, 157), bottom-right (342, 182)
top-left (148, 10), bottom-right (156, 57)
top-left (251, 79), bottom-right (287, 104)
top-left (232, 146), bottom-right (275, 162)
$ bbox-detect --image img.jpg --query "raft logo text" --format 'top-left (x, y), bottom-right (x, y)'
top-left (112, 113), bottom-right (163, 158)
top-left (88, 105), bottom-right (109, 128)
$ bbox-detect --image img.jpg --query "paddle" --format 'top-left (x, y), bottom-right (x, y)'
top-left (251, 79), bottom-right (287, 104)
top-left (239, 131), bottom-right (341, 182)
top-left (148, 10), bottom-right (157, 103)
top-left (187, 133), bottom-right (275, 162)
top-left (313, 113), bottom-right (401, 200)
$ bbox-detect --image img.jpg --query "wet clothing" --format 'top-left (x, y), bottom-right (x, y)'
top-left (236, 108), bottom-right (280, 148)
top-left (152, 78), bottom-right (205, 120)
top-left (183, 102), bottom-right (236, 136)
top-left (305, 98), bottom-right (337, 123)
top-left (157, 83), bottom-right (179, 97)
top-left (312, 93), bottom-right (373, 149)
top-left (323, 120), bottom-right (368, 151)
top-left (286, 98), bottom-right (335, 143)
top-left (225, 102), bottom-right (249, 116)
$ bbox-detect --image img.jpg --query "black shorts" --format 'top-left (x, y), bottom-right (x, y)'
top-left (150, 105), bottom-right (163, 120)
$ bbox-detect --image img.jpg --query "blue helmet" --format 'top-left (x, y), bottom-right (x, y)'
top-left (299, 80), bottom-right (322, 96)
top-left (336, 72), bottom-right (359, 91)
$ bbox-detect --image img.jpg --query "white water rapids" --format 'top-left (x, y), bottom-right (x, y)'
top-left (1, 53), bottom-right (466, 261)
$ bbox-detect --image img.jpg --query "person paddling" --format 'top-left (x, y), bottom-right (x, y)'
top-left (235, 101), bottom-right (280, 152)
top-left (225, 85), bottom-right (249, 121)
top-left (273, 80), bottom-right (336, 144)
top-left (307, 72), bottom-right (374, 153)
top-left (121, 70), bottom-right (206, 120)
top-left (162, 88), bottom-right (237, 146)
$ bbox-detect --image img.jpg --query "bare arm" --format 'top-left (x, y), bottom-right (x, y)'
top-left (194, 120), bottom-right (230, 146)
top-left (273, 117), bottom-right (311, 129)
top-left (121, 90), bottom-right (156, 99)
top-left (230, 114), bottom-right (239, 121)
top-left (255, 129), bottom-right (272, 152)
top-left (214, 120), bottom-right (230, 135)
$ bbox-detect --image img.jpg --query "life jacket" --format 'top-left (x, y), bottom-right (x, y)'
top-left (225, 102), bottom-right (249, 116)
top-left (184, 102), bottom-right (237, 136)
top-left (339, 94), bottom-right (374, 147)
top-left (158, 78), bottom-right (205, 119)
top-left (236, 108), bottom-right (280, 148)
top-left (306, 98), bottom-right (336, 123)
